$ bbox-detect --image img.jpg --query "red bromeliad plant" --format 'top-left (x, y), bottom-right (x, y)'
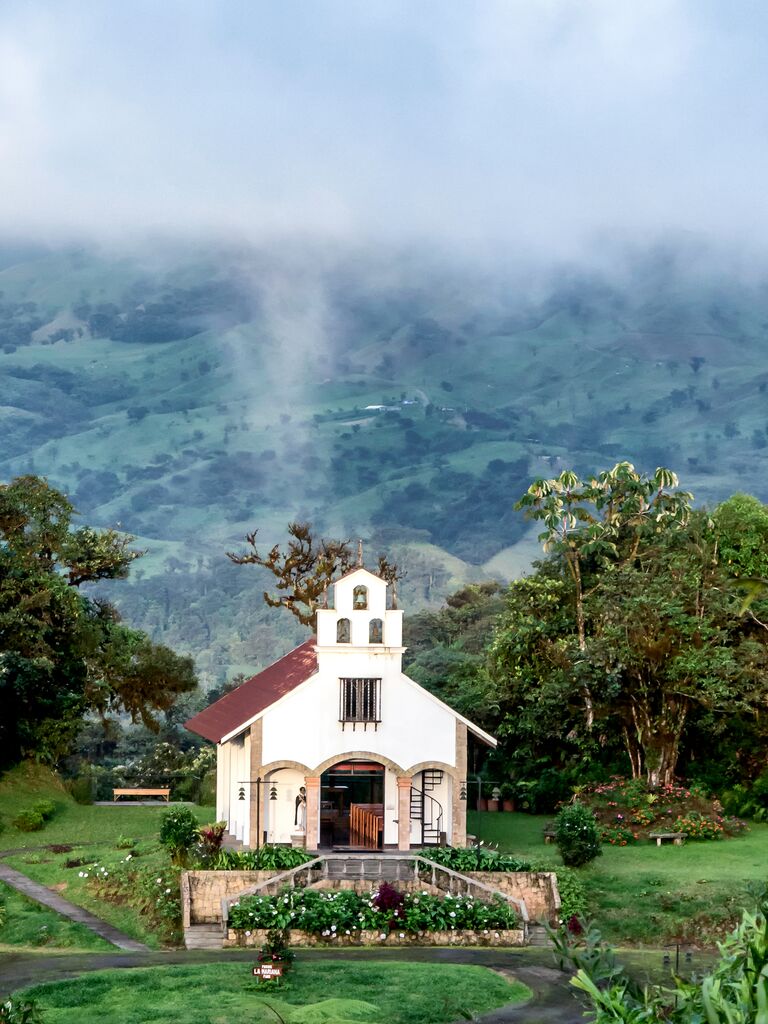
top-left (372, 882), bottom-right (405, 928)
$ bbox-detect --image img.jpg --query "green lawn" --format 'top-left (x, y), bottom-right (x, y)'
top-left (20, 961), bottom-right (530, 1024)
top-left (0, 763), bottom-right (214, 849)
top-left (0, 882), bottom-right (112, 953)
top-left (468, 810), bottom-right (768, 945)
top-left (0, 764), bottom-right (215, 949)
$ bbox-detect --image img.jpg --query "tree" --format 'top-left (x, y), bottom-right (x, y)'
top-left (493, 466), bottom-right (768, 788)
top-left (0, 476), bottom-right (197, 769)
top-left (515, 463), bottom-right (691, 730)
top-left (227, 522), bottom-right (402, 627)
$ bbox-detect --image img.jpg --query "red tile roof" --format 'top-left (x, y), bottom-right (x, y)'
top-left (184, 638), bottom-right (317, 743)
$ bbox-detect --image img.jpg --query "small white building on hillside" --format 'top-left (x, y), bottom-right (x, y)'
top-left (185, 565), bottom-right (495, 850)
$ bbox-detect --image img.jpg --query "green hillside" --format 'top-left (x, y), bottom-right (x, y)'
top-left (2, 243), bottom-right (767, 685)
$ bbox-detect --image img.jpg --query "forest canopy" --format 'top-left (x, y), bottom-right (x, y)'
top-left (0, 475), bottom-right (197, 769)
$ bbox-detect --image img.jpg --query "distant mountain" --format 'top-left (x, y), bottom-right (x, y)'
top-left (2, 242), bottom-right (767, 685)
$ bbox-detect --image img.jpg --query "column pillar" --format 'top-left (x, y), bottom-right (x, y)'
top-left (453, 722), bottom-right (468, 846)
top-left (248, 719), bottom-right (263, 849)
top-left (397, 777), bottom-right (412, 851)
top-left (305, 776), bottom-right (321, 851)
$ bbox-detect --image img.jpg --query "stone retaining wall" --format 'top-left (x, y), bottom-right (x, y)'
top-left (185, 870), bottom-right (280, 925)
top-left (182, 868), bottom-right (559, 928)
top-left (469, 871), bottom-right (560, 923)
top-left (225, 927), bottom-right (526, 948)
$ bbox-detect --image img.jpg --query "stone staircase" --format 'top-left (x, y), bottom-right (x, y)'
top-left (315, 855), bottom-right (419, 883)
top-left (184, 924), bottom-right (224, 949)
top-left (221, 831), bottom-right (244, 852)
top-left (527, 924), bottom-right (552, 947)
top-left (183, 853), bottom-right (536, 950)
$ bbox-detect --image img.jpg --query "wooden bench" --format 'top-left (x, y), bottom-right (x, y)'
top-left (649, 831), bottom-right (685, 846)
top-left (113, 788), bottom-right (171, 802)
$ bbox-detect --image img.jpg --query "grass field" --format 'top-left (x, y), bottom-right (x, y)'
top-left (0, 882), bottom-right (112, 953)
top-left (0, 764), bottom-right (215, 949)
top-left (19, 961), bottom-right (531, 1024)
top-left (468, 810), bottom-right (768, 945)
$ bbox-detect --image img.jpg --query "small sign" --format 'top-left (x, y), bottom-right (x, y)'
top-left (253, 963), bottom-right (284, 980)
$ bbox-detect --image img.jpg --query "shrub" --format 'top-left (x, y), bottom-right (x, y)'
top-left (115, 835), bottom-right (136, 850)
top-left (87, 858), bottom-right (182, 944)
top-left (599, 823), bottom-right (637, 846)
top-left (66, 773), bottom-right (94, 805)
top-left (209, 845), bottom-right (314, 871)
top-left (195, 822), bottom-right (226, 865)
top-left (159, 807), bottom-right (199, 865)
top-left (555, 802), bottom-right (602, 867)
top-left (31, 800), bottom-right (56, 821)
top-left (673, 812), bottom-right (725, 840)
top-left (12, 810), bottom-right (44, 833)
top-left (553, 868), bottom-right (588, 922)
top-left (0, 997), bottom-right (44, 1024)
top-left (419, 847), bottom-right (533, 873)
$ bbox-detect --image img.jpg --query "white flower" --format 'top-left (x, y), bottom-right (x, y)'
top-left (449, 911), bottom-right (456, 918)
top-left (156, 878), bottom-right (163, 884)
top-left (331, 925), bottom-right (336, 931)
top-left (165, 888), bottom-right (171, 894)
top-left (245, 930), bottom-right (251, 936)
top-left (379, 933), bottom-right (386, 940)
top-left (399, 932), bottom-right (405, 938)
top-left (345, 930), bottom-right (350, 935)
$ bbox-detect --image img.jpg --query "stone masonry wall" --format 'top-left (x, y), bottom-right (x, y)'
top-left (468, 871), bottom-right (560, 923)
top-left (185, 870), bottom-right (280, 924)
top-left (225, 927), bottom-right (526, 948)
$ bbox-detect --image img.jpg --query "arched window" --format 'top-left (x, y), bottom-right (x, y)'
top-left (336, 618), bottom-right (351, 643)
top-left (369, 618), bottom-right (383, 644)
top-left (353, 585), bottom-right (368, 610)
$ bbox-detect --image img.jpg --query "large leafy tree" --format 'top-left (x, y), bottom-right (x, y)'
top-left (492, 465), bottom-right (768, 788)
top-left (0, 476), bottom-right (197, 769)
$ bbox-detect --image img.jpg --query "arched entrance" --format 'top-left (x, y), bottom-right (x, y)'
top-left (320, 759), bottom-right (385, 849)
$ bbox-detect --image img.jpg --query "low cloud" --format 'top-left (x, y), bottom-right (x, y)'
top-left (0, 1), bottom-right (767, 260)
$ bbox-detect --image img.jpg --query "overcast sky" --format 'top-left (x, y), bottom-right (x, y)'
top-left (1, 1), bottom-right (767, 259)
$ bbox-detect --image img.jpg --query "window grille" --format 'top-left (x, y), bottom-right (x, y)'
top-left (339, 677), bottom-right (381, 729)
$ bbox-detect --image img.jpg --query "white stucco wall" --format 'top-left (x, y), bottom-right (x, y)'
top-left (218, 733), bottom-right (250, 843)
top-left (260, 669), bottom-right (456, 771)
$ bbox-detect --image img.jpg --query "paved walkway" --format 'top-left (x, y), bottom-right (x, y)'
top-left (0, 947), bottom-right (582, 1023)
top-left (0, 862), bottom-right (148, 952)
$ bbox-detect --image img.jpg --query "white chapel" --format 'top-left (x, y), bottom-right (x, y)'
top-left (185, 565), bottom-right (496, 850)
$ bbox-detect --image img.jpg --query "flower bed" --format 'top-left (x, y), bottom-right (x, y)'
top-left (227, 884), bottom-right (518, 942)
top-left (574, 777), bottom-right (748, 843)
top-left (226, 926), bottom-right (526, 948)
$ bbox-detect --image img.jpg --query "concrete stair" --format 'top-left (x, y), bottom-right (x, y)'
top-left (527, 924), bottom-right (552, 947)
top-left (222, 832), bottom-right (244, 851)
top-left (319, 856), bottom-right (417, 882)
top-left (184, 924), bottom-right (224, 949)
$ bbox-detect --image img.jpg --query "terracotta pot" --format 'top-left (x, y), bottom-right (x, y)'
top-left (487, 799), bottom-right (500, 812)
top-left (502, 799), bottom-right (515, 812)
top-left (476, 798), bottom-right (488, 811)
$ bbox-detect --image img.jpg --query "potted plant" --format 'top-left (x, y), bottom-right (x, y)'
top-left (487, 786), bottom-right (501, 812)
top-left (500, 783), bottom-right (515, 813)
top-left (476, 795), bottom-right (488, 811)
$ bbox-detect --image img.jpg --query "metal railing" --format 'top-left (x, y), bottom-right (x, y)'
top-left (219, 852), bottom-right (529, 936)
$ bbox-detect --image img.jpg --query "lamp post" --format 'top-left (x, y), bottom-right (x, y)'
top-left (238, 776), bottom-right (279, 851)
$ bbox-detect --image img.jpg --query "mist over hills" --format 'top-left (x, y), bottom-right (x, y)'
top-left (2, 241), bottom-right (767, 687)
